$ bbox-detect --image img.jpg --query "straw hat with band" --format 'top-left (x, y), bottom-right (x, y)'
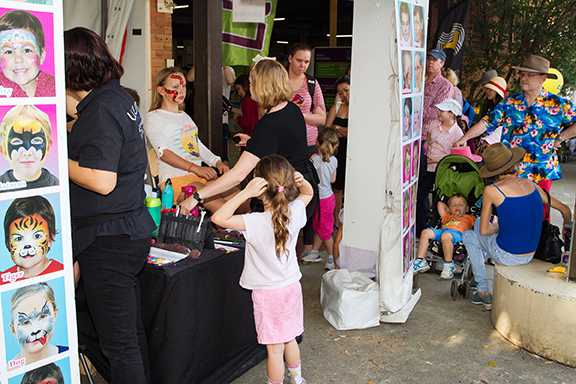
top-left (483, 76), bottom-right (507, 99)
top-left (479, 143), bottom-right (526, 178)
top-left (511, 55), bottom-right (558, 79)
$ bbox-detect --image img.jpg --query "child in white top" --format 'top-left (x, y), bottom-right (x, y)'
top-left (302, 128), bottom-right (339, 269)
top-left (212, 155), bottom-right (313, 384)
top-left (144, 67), bottom-right (248, 213)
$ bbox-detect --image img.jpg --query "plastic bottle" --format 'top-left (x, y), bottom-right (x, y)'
top-left (161, 178), bottom-right (174, 211)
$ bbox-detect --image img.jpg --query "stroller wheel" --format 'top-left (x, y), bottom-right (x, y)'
top-left (463, 281), bottom-right (470, 299)
top-left (450, 280), bottom-right (459, 299)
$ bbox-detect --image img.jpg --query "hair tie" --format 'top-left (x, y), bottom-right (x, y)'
top-left (325, 137), bottom-right (330, 140)
top-left (277, 186), bottom-right (284, 192)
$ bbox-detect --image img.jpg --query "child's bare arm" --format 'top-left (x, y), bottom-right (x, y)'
top-left (211, 178), bottom-right (267, 231)
top-left (331, 169), bottom-right (337, 184)
top-left (437, 200), bottom-right (448, 216)
top-left (295, 172), bottom-right (313, 207)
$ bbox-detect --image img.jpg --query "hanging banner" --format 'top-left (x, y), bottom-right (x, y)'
top-left (432, 0), bottom-right (470, 78)
top-left (397, 0), bottom-right (426, 281)
top-left (222, 0), bottom-right (277, 67)
top-left (0, 1), bottom-right (80, 383)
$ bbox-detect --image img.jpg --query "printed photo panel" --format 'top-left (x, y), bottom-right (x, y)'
top-left (0, 7), bottom-right (56, 98)
top-left (402, 97), bottom-right (412, 142)
top-left (2, 276), bottom-right (69, 373)
top-left (0, 192), bottom-right (63, 285)
top-left (8, 356), bottom-right (71, 384)
top-left (413, 5), bottom-right (425, 48)
top-left (0, 104), bottom-right (59, 193)
top-left (401, 50), bottom-right (412, 94)
top-left (398, 1), bottom-right (412, 48)
top-left (402, 142), bottom-right (411, 186)
top-left (413, 52), bottom-right (424, 94)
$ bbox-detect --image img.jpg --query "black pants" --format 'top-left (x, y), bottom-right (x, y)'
top-left (416, 170), bottom-right (435, 236)
top-left (78, 234), bottom-right (151, 384)
top-left (302, 153), bottom-right (320, 246)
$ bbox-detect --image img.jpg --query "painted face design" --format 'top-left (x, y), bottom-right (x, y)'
top-left (163, 74), bottom-right (185, 103)
top-left (9, 215), bottom-right (50, 269)
top-left (0, 29), bottom-right (41, 86)
top-left (14, 298), bottom-right (55, 350)
top-left (401, 13), bottom-right (410, 41)
top-left (39, 381), bottom-right (57, 384)
top-left (5, 119), bottom-right (48, 181)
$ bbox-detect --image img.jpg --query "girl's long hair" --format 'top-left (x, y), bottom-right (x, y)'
top-left (234, 74), bottom-right (251, 101)
top-left (317, 128), bottom-right (339, 162)
top-left (254, 155), bottom-right (299, 259)
top-left (149, 67), bottom-right (186, 112)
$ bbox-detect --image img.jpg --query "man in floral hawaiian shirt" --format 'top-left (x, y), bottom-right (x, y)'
top-left (456, 55), bottom-right (576, 191)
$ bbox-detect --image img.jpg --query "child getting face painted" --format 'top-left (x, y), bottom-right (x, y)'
top-left (0, 10), bottom-right (55, 98)
top-left (8, 282), bottom-right (65, 370)
top-left (0, 105), bottom-right (59, 191)
top-left (1, 196), bottom-right (62, 285)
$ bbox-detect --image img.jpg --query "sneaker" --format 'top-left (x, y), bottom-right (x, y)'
top-left (440, 262), bottom-right (455, 279)
top-left (469, 292), bottom-right (493, 310)
top-left (301, 250), bottom-right (321, 263)
top-left (325, 257), bottom-right (335, 270)
top-left (412, 258), bottom-right (430, 274)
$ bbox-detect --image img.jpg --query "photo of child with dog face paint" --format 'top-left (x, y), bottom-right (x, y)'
top-left (1, 195), bottom-right (62, 285)
top-left (5, 281), bottom-right (69, 371)
top-left (0, 9), bottom-right (55, 98)
top-left (0, 104), bottom-right (59, 191)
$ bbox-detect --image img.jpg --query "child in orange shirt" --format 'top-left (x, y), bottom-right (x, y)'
top-left (412, 194), bottom-right (474, 279)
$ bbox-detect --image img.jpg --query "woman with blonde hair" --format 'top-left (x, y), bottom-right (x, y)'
top-left (180, 59), bottom-right (316, 236)
top-left (144, 67), bottom-right (246, 212)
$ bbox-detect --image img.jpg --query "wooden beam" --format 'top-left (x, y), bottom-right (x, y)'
top-left (329, 0), bottom-right (337, 47)
top-left (193, 0), bottom-right (223, 155)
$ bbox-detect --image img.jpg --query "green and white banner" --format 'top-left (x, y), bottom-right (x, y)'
top-left (222, 0), bottom-right (277, 67)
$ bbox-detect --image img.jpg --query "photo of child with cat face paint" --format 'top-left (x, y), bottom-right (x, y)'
top-left (7, 282), bottom-right (68, 371)
top-left (1, 195), bottom-right (62, 285)
top-left (0, 104), bottom-right (59, 191)
top-left (0, 9), bottom-right (55, 98)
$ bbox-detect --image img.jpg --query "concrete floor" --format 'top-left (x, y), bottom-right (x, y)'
top-left (82, 146), bottom-right (576, 383)
top-left (230, 159), bottom-right (576, 383)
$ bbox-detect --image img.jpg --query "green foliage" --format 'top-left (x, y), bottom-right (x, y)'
top-left (461, 0), bottom-right (576, 103)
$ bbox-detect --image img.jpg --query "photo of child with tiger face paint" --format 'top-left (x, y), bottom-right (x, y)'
top-left (0, 104), bottom-right (59, 191)
top-left (1, 195), bottom-right (62, 285)
top-left (5, 281), bottom-right (68, 371)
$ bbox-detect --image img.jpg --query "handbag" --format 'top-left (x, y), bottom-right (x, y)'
top-left (534, 189), bottom-right (563, 264)
top-left (156, 209), bottom-right (214, 253)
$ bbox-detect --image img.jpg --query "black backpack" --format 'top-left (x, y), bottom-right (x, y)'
top-left (305, 74), bottom-right (317, 113)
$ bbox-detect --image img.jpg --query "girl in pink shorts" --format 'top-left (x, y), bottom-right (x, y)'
top-left (302, 128), bottom-right (339, 269)
top-left (211, 155), bottom-right (313, 384)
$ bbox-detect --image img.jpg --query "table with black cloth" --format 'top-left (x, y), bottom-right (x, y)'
top-left (76, 247), bottom-right (267, 384)
top-left (140, 248), bottom-right (267, 384)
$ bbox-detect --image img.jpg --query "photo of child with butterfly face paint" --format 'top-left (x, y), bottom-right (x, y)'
top-left (1, 195), bottom-right (63, 285)
top-left (0, 104), bottom-right (59, 191)
top-left (0, 9), bottom-right (55, 98)
top-left (13, 362), bottom-right (66, 384)
top-left (4, 281), bottom-right (69, 371)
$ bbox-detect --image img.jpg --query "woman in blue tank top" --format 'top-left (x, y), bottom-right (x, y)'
top-left (462, 143), bottom-right (572, 310)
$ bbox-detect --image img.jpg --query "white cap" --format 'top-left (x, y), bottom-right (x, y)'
top-left (435, 98), bottom-right (462, 116)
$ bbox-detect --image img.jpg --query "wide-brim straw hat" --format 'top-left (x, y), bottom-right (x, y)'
top-left (479, 143), bottom-right (526, 178)
top-left (511, 55), bottom-right (558, 79)
top-left (483, 76), bottom-right (507, 99)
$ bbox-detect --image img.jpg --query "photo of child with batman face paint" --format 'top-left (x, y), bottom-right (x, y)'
top-left (0, 9), bottom-right (56, 98)
top-left (1, 195), bottom-right (62, 285)
top-left (7, 282), bottom-right (68, 371)
top-left (0, 104), bottom-right (59, 191)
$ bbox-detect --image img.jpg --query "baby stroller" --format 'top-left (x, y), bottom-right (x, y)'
top-left (424, 154), bottom-right (485, 299)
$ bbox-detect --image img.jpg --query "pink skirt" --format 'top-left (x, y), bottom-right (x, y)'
top-left (313, 194), bottom-right (336, 241)
top-left (252, 281), bottom-right (304, 345)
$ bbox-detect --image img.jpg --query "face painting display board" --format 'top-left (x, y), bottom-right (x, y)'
top-left (344, 0), bottom-right (427, 324)
top-left (0, 2), bottom-right (79, 383)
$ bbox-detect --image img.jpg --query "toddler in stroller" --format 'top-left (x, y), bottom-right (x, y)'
top-left (413, 151), bottom-right (485, 281)
top-left (412, 194), bottom-right (475, 278)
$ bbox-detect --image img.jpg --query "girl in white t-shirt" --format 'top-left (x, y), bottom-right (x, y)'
top-left (144, 67), bottom-right (248, 213)
top-left (212, 155), bottom-right (313, 384)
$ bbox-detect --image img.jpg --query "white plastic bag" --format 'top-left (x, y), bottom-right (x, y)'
top-left (320, 269), bottom-right (380, 330)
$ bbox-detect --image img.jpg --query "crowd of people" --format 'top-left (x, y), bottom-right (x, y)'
top-left (60, 23), bottom-right (576, 383)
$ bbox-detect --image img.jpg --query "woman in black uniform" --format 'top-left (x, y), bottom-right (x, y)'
top-left (65, 27), bottom-right (155, 384)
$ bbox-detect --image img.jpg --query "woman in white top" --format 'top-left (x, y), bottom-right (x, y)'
top-left (144, 67), bottom-right (247, 213)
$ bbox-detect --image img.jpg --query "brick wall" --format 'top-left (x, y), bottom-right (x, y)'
top-left (150, 1), bottom-right (173, 85)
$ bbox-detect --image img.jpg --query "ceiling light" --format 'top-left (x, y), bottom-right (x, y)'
top-left (274, 17), bottom-right (285, 21)
top-left (276, 41), bottom-right (289, 44)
